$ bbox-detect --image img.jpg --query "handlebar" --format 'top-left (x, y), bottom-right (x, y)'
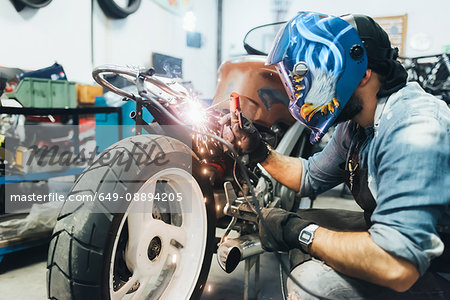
top-left (92, 64), bottom-right (188, 101)
top-left (92, 65), bottom-right (139, 99)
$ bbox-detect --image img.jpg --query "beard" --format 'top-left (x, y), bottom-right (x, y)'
top-left (333, 93), bottom-right (363, 125)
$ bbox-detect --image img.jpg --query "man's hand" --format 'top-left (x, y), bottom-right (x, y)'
top-left (258, 208), bottom-right (313, 252)
top-left (219, 113), bottom-right (270, 164)
top-left (220, 113), bottom-right (304, 191)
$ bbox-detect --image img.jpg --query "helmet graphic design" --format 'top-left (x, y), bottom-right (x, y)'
top-left (267, 11), bottom-right (368, 143)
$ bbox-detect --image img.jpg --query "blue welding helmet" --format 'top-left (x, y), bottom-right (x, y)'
top-left (266, 11), bottom-right (368, 144)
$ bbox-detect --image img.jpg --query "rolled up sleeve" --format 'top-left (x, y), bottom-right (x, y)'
top-left (369, 224), bottom-right (443, 275)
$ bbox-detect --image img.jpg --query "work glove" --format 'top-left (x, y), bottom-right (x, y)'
top-left (258, 208), bottom-right (313, 253)
top-left (219, 113), bottom-right (270, 164)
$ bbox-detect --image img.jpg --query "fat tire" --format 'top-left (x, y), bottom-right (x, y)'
top-left (47, 135), bottom-right (215, 300)
top-left (97, 0), bottom-right (141, 19)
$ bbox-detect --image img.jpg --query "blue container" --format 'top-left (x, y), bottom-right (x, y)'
top-left (95, 96), bottom-right (153, 152)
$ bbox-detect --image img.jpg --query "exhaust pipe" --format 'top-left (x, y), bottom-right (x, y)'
top-left (217, 234), bottom-right (264, 273)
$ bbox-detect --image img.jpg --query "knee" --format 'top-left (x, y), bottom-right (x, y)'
top-left (286, 259), bottom-right (389, 299)
top-left (286, 260), bottom-right (335, 300)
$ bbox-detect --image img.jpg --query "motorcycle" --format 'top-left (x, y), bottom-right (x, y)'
top-left (400, 53), bottom-right (450, 105)
top-left (46, 22), bottom-right (313, 299)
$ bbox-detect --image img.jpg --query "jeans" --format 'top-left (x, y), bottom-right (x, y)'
top-left (286, 257), bottom-right (449, 300)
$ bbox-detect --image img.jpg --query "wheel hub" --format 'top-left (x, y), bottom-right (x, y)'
top-left (148, 237), bottom-right (162, 261)
top-left (110, 168), bottom-right (208, 299)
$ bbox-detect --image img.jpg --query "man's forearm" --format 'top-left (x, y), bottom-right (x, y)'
top-left (260, 150), bottom-right (303, 192)
top-left (310, 227), bottom-right (420, 292)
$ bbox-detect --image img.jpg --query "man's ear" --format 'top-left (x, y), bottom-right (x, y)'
top-left (358, 69), bottom-right (372, 87)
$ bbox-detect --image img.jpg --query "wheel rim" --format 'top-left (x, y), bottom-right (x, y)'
top-left (109, 168), bottom-right (207, 299)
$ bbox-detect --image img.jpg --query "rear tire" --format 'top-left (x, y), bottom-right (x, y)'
top-left (47, 135), bottom-right (215, 300)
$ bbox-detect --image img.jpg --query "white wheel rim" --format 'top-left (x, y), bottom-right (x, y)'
top-left (109, 168), bottom-right (208, 300)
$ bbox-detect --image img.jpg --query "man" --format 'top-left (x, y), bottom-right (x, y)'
top-left (221, 12), bottom-right (450, 299)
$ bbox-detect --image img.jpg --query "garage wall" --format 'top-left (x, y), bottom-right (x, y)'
top-left (222, 0), bottom-right (450, 61)
top-left (0, 0), bottom-right (218, 98)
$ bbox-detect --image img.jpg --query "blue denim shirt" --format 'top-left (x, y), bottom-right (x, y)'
top-left (299, 82), bottom-right (450, 275)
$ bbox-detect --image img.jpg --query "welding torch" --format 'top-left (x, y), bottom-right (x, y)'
top-left (230, 92), bottom-right (243, 129)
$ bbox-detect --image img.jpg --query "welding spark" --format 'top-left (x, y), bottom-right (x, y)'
top-left (183, 100), bottom-right (207, 126)
top-left (175, 94), bottom-right (224, 159)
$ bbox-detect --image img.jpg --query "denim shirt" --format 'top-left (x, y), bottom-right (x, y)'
top-left (299, 82), bottom-right (450, 275)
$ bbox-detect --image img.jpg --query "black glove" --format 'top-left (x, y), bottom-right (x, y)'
top-left (219, 113), bottom-right (270, 164)
top-left (258, 208), bottom-right (313, 252)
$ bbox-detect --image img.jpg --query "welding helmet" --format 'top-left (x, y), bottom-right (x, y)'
top-left (266, 11), bottom-right (368, 144)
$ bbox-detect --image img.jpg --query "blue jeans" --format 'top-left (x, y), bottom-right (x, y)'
top-left (287, 259), bottom-right (449, 300)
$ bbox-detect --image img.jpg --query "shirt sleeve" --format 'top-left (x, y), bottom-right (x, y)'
top-left (368, 105), bottom-right (449, 275)
top-left (299, 122), bottom-right (351, 197)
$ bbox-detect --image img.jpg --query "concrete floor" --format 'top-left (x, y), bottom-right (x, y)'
top-left (0, 188), bottom-right (360, 299)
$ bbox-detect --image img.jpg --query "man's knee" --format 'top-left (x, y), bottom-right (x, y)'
top-left (286, 259), bottom-right (383, 300)
top-left (286, 259), bottom-right (337, 300)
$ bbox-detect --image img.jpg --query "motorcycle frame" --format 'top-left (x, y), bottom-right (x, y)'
top-left (93, 65), bottom-right (309, 223)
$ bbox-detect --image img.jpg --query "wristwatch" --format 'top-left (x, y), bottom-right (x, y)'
top-left (298, 224), bottom-right (319, 253)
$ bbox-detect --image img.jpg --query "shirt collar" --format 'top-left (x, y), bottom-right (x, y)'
top-left (373, 82), bottom-right (416, 129)
top-left (374, 96), bottom-right (389, 128)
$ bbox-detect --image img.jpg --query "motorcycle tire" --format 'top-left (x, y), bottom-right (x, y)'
top-left (47, 135), bottom-right (216, 300)
top-left (97, 0), bottom-right (141, 19)
top-left (9, 0), bottom-right (52, 12)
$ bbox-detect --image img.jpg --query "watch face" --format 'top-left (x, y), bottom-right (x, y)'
top-left (299, 231), bottom-right (313, 244)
